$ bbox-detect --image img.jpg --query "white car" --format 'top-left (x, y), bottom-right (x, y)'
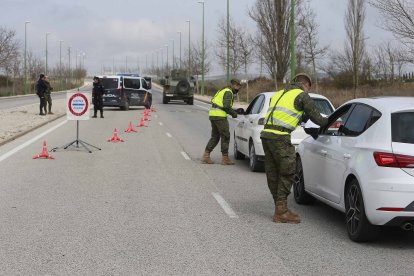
top-left (295, 97), bottom-right (414, 242)
top-left (233, 92), bottom-right (335, 171)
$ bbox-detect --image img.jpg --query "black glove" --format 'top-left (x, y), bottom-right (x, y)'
top-left (231, 113), bottom-right (238, 118)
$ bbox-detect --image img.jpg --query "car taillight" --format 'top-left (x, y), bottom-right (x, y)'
top-left (373, 152), bottom-right (414, 168)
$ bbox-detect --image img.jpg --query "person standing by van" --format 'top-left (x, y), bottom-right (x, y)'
top-left (92, 76), bottom-right (105, 118)
top-left (35, 74), bottom-right (47, 116)
top-left (44, 76), bottom-right (54, 114)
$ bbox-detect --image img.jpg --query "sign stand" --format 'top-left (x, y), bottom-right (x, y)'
top-left (54, 120), bottom-right (101, 153)
top-left (51, 91), bottom-right (101, 153)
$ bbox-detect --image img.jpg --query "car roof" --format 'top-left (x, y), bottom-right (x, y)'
top-left (344, 97), bottom-right (414, 113)
top-left (259, 91), bottom-right (330, 100)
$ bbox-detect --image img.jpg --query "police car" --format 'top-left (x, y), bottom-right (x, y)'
top-left (99, 74), bottom-right (152, 110)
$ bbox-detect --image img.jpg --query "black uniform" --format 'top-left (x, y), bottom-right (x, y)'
top-left (92, 80), bottom-right (105, 118)
top-left (36, 78), bottom-right (47, 115)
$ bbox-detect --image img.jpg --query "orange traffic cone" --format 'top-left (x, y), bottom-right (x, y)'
top-left (108, 128), bottom-right (124, 142)
top-left (32, 140), bottom-right (54, 159)
top-left (124, 121), bottom-right (137, 133)
top-left (143, 112), bottom-right (151, 121)
top-left (137, 117), bottom-right (148, 127)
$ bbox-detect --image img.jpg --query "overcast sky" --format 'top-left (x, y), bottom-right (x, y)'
top-left (2, 0), bottom-right (394, 76)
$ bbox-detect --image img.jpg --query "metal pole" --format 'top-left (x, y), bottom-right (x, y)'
top-left (165, 45), bottom-right (169, 72)
top-left (171, 39), bottom-right (174, 70)
top-left (45, 32), bottom-right (50, 75)
top-left (178, 31), bottom-right (182, 69)
top-left (290, 0), bottom-right (295, 80)
top-left (59, 40), bottom-right (63, 90)
top-left (227, 0), bottom-right (230, 85)
top-left (198, 1), bottom-right (205, 95)
top-left (24, 21), bottom-right (30, 94)
top-left (186, 20), bottom-right (191, 77)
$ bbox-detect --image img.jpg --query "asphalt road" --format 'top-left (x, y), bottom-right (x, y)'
top-left (0, 86), bottom-right (413, 275)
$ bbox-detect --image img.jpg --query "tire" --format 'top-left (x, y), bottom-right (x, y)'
top-left (293, 157), bottom-right (315, 204)
top-left (233, 135), bottom-right (245, 160)
top-left (176, 80), bottom-right (190, 95)
top-left (345, 179), bottom-right (380, 242)
top-left (187, 97), bottom-right (194, 105)
top-left (249, 142), bottom-right (264, 172)
top-left (163, 94), bottom-right (169, 104)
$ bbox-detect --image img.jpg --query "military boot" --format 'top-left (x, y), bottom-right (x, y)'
top-left (100, 111), bottom-right (104, 118)
top-left (221, 153), bottom-right (235, 165)
top-left (92, 111), bottom-right (97, 118)
top-left (273, 199), bottom-right (301, 224)
top-left (201, 151), bottom-right (214, 164)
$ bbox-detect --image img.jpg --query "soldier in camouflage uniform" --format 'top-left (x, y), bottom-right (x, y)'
top-left (44, 76), bottom-right (54, 114)
top-left (260, 73), bottom-right (328, 224)
top-left (202, 79), bottom-right (241, 165)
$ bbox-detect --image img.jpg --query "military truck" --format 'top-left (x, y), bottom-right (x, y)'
top-left (160, 69), bottom-right (194, 105)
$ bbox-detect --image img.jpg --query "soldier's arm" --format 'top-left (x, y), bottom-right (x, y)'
top-left (295, 93), bottom-right (328, 127)
top-left (222, 90), bottom-right (237, 117)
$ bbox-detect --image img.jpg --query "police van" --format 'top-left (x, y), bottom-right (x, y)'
top-left (99, 74), bottom-right (152, 110)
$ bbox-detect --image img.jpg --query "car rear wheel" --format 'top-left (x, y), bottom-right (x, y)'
top-left (187, 97), bottom-right (194, 105)
top-left (293, 157), bottom-right (315, 204)
top-left (345, 179), bottom-right (380, 242)
top-left (249, 143), bottom-right (264, 172)
top-left (233, 135), bottom-right (245, 160)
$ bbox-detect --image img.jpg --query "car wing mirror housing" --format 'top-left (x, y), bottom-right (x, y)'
top-left (235, 108), bottom-right (245, 115)
top-left (304, 127), bottom-right (320, 139)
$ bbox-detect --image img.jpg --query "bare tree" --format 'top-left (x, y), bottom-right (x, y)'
top-left (344, 0), bottom-right (366, 93)
top-left (249, 0), bottom-right (294, 84)
top-left (297, 2), bottom-right (329, 90)
top-left (215, 16), bottom-right (250, 78)
top-left (369, 0), bottom-right (414, 45)
top-left (0, 26), bottom-right (20, 75)
top-left (372, 42), bottom-right (410, 81)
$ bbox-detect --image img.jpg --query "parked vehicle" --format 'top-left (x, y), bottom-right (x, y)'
top-left (100, 74), bottom-right (152, 110)
top-left (295, 97), bottom-right (414, 242)
top-left (160, 69), bottom-right (194, 105)
top-left (233, 92), bottom-right (335, 171)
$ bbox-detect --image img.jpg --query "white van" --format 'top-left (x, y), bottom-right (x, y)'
top-left (99, 74), bottom-right (152, 110)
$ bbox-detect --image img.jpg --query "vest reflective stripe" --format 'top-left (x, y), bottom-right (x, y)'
top-left (209, 88), bottom-right (233, 117)
top-left (263, 88), bottom-right (304, 135)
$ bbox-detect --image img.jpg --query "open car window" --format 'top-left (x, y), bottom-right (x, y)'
top-left (320, 104), bottom-right (353, 136)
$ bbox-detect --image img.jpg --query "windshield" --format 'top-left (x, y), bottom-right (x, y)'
top-left (313, 98), bottom-right (334, 115)
top-left (100, 78), bottom-right (119, 89)
top-left (392, 112), bottom-right (414, 144)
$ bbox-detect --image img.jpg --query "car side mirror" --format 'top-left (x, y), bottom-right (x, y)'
top-left (304, 119), bottom-right (320, 139)
top-left (235, 108), bottom-right (245, 115)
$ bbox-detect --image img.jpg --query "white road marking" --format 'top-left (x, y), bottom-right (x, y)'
top-left (212, 192), bottom-right (239, 218)
top-left (181, 151), bottom-right (190, 160)
top-left (195, 104), bottom-right (209, 110)
top-left (159, 122), bottom-right (163, 126)
top-left (166, 132), bottom-right (172, 138)
top-left (0, 120), bottom-right (67, 163)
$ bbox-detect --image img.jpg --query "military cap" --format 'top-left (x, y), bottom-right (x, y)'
top-left (230, 78), bottom-right (241, 85)
top-left (293, 73), bottom-right (312, 87)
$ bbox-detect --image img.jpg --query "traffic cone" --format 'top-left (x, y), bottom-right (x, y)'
top-left (124, 121), bottom-right (137, 133)
top-left (137, 117), bottom-right (148, 127)
top-left (150, 106), bottom-right (157, 112)
top-left (143, 112), bottom-right (151, 121)
top-left (108, 128), bottom-right (124, 142)
top-left (32, 140), bottom-right (54, 159)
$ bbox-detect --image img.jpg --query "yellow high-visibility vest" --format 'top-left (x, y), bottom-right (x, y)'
top-left (262, 88), bottom-right (304, 135)
top-left (209, 87), bottom-right (234, 117)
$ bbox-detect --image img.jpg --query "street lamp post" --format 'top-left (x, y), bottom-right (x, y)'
top-left (186, 20), bottom-right (191, 77)
top-left (24, 21), bottom-right (30, 94)
top-left (198, 1), bottom-right (205, 95)
top-left (45, 32), bottom-right (50, 75)
top-left (59, 40), bottom-right (64, 90)
top-left (165, 44), bottom-right (169, 72)
top-left (171, 39), bottom-right (174, 70)
top-left (290, 0), bottom-right (296, 80)
top-left (177, 31), bottom-right (182, 69)
top-left (227, 0), bottom-right (230, 85)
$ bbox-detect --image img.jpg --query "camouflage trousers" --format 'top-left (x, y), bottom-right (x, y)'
top-left (205, 118), bottom-right (230, 154)
top-left (45, 93), bottom-right (52, 112)
top-left (261, 135), bottom-right (296, 203)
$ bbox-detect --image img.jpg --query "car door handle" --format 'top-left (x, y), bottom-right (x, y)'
top-left (343, 153), bottom-right (351, 159)
top-left (320, 150), bottom-right (327, 156)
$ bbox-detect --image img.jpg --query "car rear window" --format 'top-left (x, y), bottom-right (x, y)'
top-left (124, 78), bottom-right (141, 89)
top-left (313, 98), bottom-right (334, 115)
top-left (101, 78), bottom-right (119, 89)
top-left (392, 112), bottom-right (414, 144)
